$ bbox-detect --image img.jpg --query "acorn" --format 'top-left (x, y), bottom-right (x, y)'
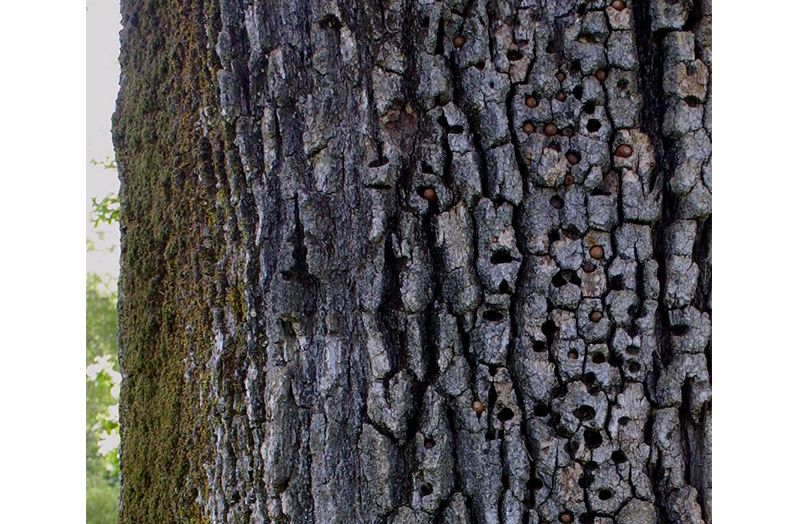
top-left (453, 35), bottom-right (466, 48)
top-left (472, 400), bottom-right (485, 415)
top-left (564, 174), bottom-right (575, 186)
top-left (590, 245), bottom-right (605, 260)
top-left (550, 195), bottom-right (564, 209)
top-left (525, 95), bottom-right (538, 108)
top-left (556, 71), bottom-right (566, 82)
top-left (559, 511), bottom-right (574, 523)
top-left (566, 151), bottom-right (581, 165)
top-left (615, 144), bottom-right (634, 158)
top-left (422, 187), bottom-right (437, 203)
top-left (594, 68), bottom-right (607, 82)
top-left (560, 126), bottom-right (574, 137)
top-left (544, 123), bottom-right (558, 136)
top-left (611, 0), bottom-right (626, 11)
top-left (424, 438), bottom-right (435, 449)
top-left (555, 90), bottom-right (568, 102)
top-left (568, 350), bottom-right (579, 360)
top-left (590, 310), bottom-right (603, 323)
top-left (582, 261), bottom-right (596, 273)
top-left (523, 121), bottom-right (536, 135)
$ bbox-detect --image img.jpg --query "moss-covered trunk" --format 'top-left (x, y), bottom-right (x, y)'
top-left (113, 0), bottom-right (711, 522)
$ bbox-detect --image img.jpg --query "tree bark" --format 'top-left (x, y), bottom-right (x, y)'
top-left (113, 0), bottom-right (711, 522)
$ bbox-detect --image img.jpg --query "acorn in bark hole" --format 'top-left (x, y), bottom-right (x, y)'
top-left (582, 261), bottom-right (596, 273)
top-left (559, 511), bottom-right (574, 523)
top-left (544, 123), bottom-right (558, 136)
top-left (594, 68), bottom-right (607, 82)
top-left (555, 91), bottom-right (567, 102)
top-left (556, 71), bottom-right (566, 82)
top-left (590, 245), bottom-right (605, 260)
top-left (523, 121), bottom-right (536, 135)
top-left (590, 310), bottom-right (603, 323)
top-left (453, 35), bottom-right (466, 48)
top-left (472, 400), bottom-right (485, 415)
top-left (422, 187), bottom-right (437, 203)
top-left (424, 438), bottom-right (435, 449)
top-left (615, 144), bottom-right (634, 158)
top-left (550, 195), bottom-right (564, 209)
top-left (611, 0), bottom-right (626, 11)
top-left (525, 95), bottom-right (538, 108)
top-left (564, 174), bottom-right (574, 186)
top-left (561, 126), bottom-right (574, 137)
top-left (566, 151), bottom-right (581, 165)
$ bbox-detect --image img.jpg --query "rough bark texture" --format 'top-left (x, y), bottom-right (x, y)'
top-left (113, 0), bottom-right (711, 522)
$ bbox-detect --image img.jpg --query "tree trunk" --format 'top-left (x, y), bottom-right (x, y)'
top-left (113, 0), bottom-right (711, 522)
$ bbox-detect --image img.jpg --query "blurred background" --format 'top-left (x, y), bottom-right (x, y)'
top-left (87, 1), bottom-right (121, 522)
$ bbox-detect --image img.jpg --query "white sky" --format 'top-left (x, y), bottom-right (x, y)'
top-left (86, 0), bottom-right (122, 280)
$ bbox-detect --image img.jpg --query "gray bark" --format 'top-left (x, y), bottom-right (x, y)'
top-left (113, 0), bottom-right (711, 522)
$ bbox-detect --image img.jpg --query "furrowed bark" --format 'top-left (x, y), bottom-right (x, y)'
top-left (113, 0), bottom-right (711, 522)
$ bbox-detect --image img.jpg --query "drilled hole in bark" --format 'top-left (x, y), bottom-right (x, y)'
top-left (586, 119), bottom-right (602, 132)
top-left (568, 349), bottom-right (580, 360)
top-left (584, 429), bottom-right (603, 449)
top-left (550, 195), bottom-right (564, 209)
top-left (591, 352), bottom-right (606, 364)
top-left (625, 345), bottom-right (640, 355)
top-left (611, 450), bottom-right (628, 463)
top-left (420, 17), bottom-right (430, 28)
top-left (483, 310), bottom-right (504, 322)
top-left (421, 162), bottom-right (435, 174)
top-left (618, 416), bottom-right (630, 426)
top-left (671, 324), bottom-right (690, 336)
top-left (574, 405), bottom-right (596, 421)
top-left (582, 101), bottom-right (596, 114)
top-left (598, 488), bottom-right (613, 500)
top-left (424, 438), bottom-right (436, 449)
top-left (531, 477), bottom-right (544, 490)
top-left (548, 230), bottom-right (561, 243)
top-left (561, 126), bottom-right (575, 137)
top-left (533, 340), bottom-right (547, 352)
top-left (572, 85), bottom-right (584, 99)
top-left (491, 249), bottom-right (514, 264)
top-left (609, 275), bottom-right (625, 290)
top-left (507, 50), bottom-right (524, 61)
top-left (474, 60), bottom-right (485, 70)
top-left (570, 60), bottom-right (581, 72)
top-left (578, 32), bottom-right (596, 44)
top-left (534, 403), bottom-right (550, 417)
top-left (449, 125), bottom-right (464, 134)
top-left (545, 41), bottom-right (555, 53)
top-left (577, 3), bottom-right (587, 15)
top-left (319, 14), bottom-right (341, 29)
top-left (542, 320), bottom-right (558, 340)
top-left (585, 460), bottom-right (599, 471)
top-left (420, 483), bottom-right (433, 496)
top-left (626, 360), bottom-right (642, 373)
top-left (499, 280), bottom-right (512, 294)
top-left (617, 77), bottom-right (629, 89)
top-left (554, 270), bottom-right (579, 287)
top-left (368, 157), bottom-right (389, 168)
top-left (498, 407), bottom-right (515, 422)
